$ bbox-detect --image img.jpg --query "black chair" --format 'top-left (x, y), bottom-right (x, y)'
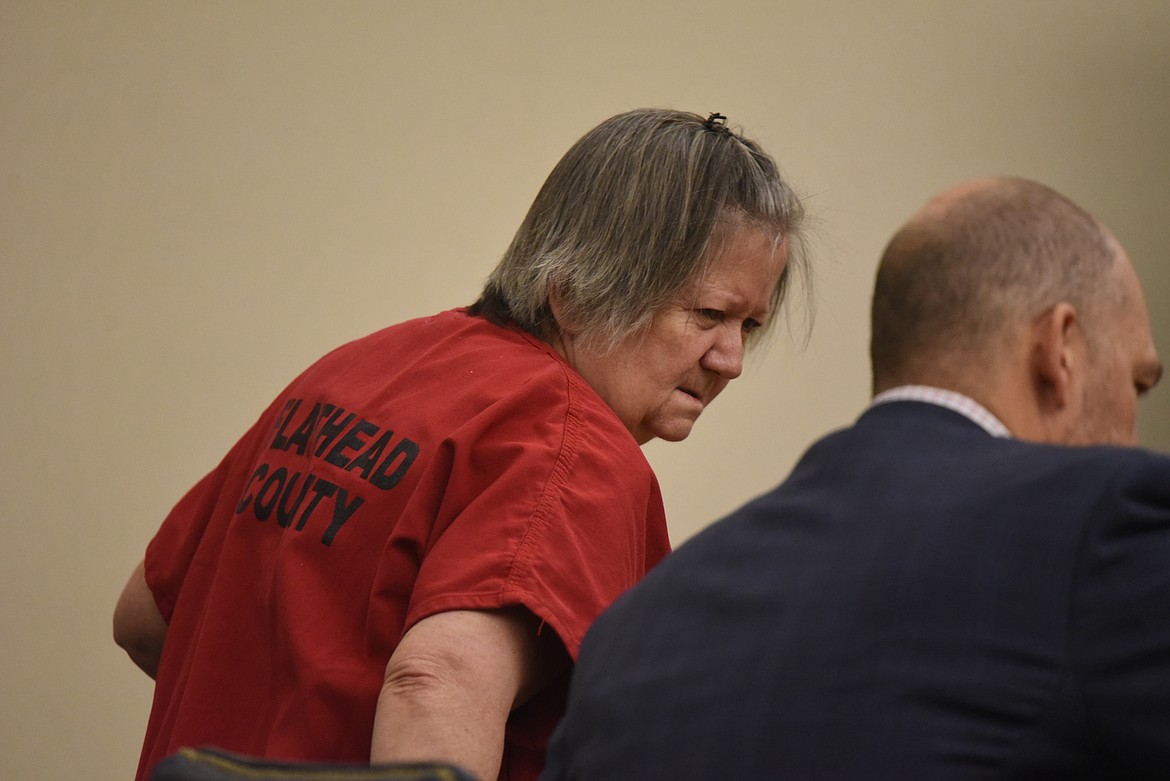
top-left (150, 746), bottom-right (478, 781)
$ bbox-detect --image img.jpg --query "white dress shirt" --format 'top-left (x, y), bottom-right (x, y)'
top-left (871, 385), bottom-right (1012, 439)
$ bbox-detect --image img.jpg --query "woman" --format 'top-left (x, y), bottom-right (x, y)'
top-left (113, 108), bottom-right (807, 781)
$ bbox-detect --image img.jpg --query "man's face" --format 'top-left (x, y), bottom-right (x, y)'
top-left (1070, 254), bottom-right (1163, 446)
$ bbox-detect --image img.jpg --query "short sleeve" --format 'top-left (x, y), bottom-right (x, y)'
top-left (399, 367), bottom-right (670, 658)
top-left (144, 458), bottom-right (232, 621)
top-left (144, 400), bottom-right (283, 622)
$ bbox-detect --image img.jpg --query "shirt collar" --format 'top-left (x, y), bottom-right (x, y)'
top-left (870, 385), bottom-right (1012, 439)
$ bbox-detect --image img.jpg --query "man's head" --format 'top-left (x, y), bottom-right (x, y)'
top-left (870, 176), bottom-right (1161, 445)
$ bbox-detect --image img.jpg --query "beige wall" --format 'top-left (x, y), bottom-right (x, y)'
top-left (3, 2), bottom-right (1168, 777)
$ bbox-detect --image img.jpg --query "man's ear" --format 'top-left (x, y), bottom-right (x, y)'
top-left (1029, 302), bottom-right (1081, 413)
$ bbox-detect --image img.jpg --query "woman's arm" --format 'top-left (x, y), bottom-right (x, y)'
top-left (112, 559), bottom-right (168, 679)
top-left (371, 607), bottom-right (567, 781)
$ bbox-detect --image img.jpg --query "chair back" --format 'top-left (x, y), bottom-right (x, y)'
top-left (150, 746), bottom-right (478, 781)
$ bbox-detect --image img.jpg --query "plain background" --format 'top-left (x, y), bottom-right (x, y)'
top-left (3, 2), bottom-right (1168, 777)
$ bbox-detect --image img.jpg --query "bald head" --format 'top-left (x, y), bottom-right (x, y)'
top-left (869, 176), bottom-right (1161, 444)
top-left (870, 177), bottom-right (1116, 394)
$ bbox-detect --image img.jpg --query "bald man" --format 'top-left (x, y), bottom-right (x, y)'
top-left (541, 177), bottom-right (1170, 780)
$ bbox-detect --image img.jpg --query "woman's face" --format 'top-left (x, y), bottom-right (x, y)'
top-left (556, 227), bottom-right (788, 444)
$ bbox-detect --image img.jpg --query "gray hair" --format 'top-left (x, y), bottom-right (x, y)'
top-left (870, 176), bottom-right (1118, 392)
top-left (470, 108), bottom-right (807, 349)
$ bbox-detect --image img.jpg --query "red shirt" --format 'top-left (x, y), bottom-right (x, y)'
top-left (139, 310), bottom-right (671, 780)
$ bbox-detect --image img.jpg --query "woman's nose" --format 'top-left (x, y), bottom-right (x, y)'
top-left (700, 326), bottom-right (745, 380)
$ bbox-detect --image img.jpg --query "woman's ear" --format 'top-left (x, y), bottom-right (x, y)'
top-left (547, 287), bottom-right (564, 323)
top-left (547, 286), bottom-right (574, 339)
top-left (545, 287), bottom-right (580, 361)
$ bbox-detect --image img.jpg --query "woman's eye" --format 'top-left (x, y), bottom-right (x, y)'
top-left (743, 318), bottom-right (762, 333)
top-left (694, 308), bottom-right (721, 322)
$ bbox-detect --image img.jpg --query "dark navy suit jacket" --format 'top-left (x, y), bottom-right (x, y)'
top-left (542, 401), bottom-right (1170, 780)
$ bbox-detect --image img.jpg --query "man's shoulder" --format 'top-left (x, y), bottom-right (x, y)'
top-left (840, 401), bottom-right (1170, 471)
top-left (714, 413), bottom-right (1170, 549)
top-left (983, 437), bottom-right (1170, 485)
top-left (1052, 442), bottom-right (1170, 498)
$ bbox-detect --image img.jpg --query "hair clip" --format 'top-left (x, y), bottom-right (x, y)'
top-left (704, 112), bottom-right (731, 134)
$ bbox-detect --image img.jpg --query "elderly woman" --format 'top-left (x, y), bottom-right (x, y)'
top-left (113, 108), bottom-right (806, 781)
